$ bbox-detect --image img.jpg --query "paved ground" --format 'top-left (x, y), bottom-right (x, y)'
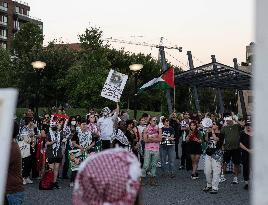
top-left (24, 166), bottom-right (250, 205)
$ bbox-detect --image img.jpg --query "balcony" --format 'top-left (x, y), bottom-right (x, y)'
top-left (0, 35), bottom-right (7, 41)
top-left (14, 12), bottom-right (42, 24)
top-left (0, 21), bottom-right (7, 27)
top-left (0, 6), bottom-right (8, 12)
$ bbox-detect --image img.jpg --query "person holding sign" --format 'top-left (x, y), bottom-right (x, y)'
top-left (97, 103), bottom-right (120, 150)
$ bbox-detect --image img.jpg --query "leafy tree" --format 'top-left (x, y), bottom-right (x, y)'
top-left (0, 48), bottom-right (14, 88)
top-left (65, 27), bottom-right (111, 108)
top-left (12, 22), bottom-right (43, 60)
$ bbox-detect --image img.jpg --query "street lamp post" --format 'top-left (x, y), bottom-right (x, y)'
top-left (129, 64), bottom-right (143, 119)
top-left (31, 61), bottom-right (46, 119)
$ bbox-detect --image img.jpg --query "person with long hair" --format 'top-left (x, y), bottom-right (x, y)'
top-left (203, 121), bottom-right (224, 194)
top-left (141, 117), bottom-right (162, 186)
top-left (186, 121), bottom-right (202, 179)
top-left (46, 121), bottom-right (66, 189)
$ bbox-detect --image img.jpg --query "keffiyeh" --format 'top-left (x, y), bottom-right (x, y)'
top-left (72, 148), bottom-right (141, 205)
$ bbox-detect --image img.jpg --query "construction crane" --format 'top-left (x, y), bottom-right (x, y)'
top-left (104, 36), bottom-right (182, 52)
top-left (104, 36), bottom-right (182, 114)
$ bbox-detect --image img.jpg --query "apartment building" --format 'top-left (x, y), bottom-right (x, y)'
top-left (237, 42), bottom-right (254, 116)
top-left (0, 0), bottom-right (43, 49)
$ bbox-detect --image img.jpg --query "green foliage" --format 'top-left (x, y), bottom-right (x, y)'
top-left (12, 22), bottom-right (43, 60)
top-left (0, 24), bottom-right (238, 114)
top-left (0, 48), bottom-right (14, 88)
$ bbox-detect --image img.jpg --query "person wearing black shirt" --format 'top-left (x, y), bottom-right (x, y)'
top-left (169, 112), bottom-right (180, 159)
top-left (125, 120), bottom-right (139, 156)
top-left (203, 122), bottom-right (224, 194)
top-left (240, 121), bottom-right (252, 190)
top-left (160, 117), bottom-right (176, 178)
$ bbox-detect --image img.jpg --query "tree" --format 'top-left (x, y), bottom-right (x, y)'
top-left (0, 48), bottom-right (14, 88)
top-left (65, 27), bottom-right (112, 108)
top-left (12, 22), bottom-right (43, 60)
top-left (11, 22), bottom-right (44, 107)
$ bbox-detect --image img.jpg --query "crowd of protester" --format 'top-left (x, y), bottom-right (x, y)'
top-left (5, 105), bottom-right (252, 204)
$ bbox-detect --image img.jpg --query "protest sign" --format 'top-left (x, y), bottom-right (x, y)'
top-left (69, 149), bottom-right (84, 171)
top-left (101, 70), bottom-right (128, 102)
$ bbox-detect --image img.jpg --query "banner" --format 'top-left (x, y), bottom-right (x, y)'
top-left (69, 149), bottom-right (85, 172)
top-left (101, 70), bottom-right (128, 102)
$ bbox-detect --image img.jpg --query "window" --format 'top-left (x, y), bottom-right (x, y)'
top-left (15, 6), bottom-right (19, 13)
top-left (0, 15), bottom-right (7, 24)
top-left (14, 20), bottom-right (20, 30)
top-left (0, 29), bottom-right (7, 37)
top-left (26, 10), bottom-right (29, 16)
top-left (21, 8), bottom-right (24, 14)
top-left (3, 2), bottom-right (8, 8)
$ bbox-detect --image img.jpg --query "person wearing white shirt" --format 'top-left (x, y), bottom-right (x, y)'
top-left (97, 103), bottom-right (119, 150)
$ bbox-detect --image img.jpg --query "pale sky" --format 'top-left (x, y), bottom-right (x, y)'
top-left (26, 0), bottom-right (254, 69)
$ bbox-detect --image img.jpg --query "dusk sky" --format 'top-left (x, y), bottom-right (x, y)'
top-left (26, 0), bottom-right (254, 69)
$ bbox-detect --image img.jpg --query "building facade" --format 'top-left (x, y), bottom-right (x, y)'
top-left (0, 0), bottom-right (43, 49)
top-left (237, 42), bottom-right (254, 116)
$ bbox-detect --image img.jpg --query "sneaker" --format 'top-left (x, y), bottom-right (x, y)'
top-left (191, 174), bottom-right (198, 180)
top-left (69, 182), bottom-right (74, 187)
top-left (203, 186), bottom-right (212, 192)
top-left (210, 189), bottom-right (218, 194)
top-left (219, 175), bottom-right (227, 183)
top-left (53, 182), bottom-right (61, 189)
top-left (157, 162), bottom-right (161, 168)
top-left (25, 178), bottom-right (33, 184)
top-left (232, 177), bottom-right (239, 184)
top-left (23, 178), bottom-right (27, 185)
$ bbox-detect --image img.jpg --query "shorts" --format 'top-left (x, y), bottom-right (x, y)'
top-left (223, 149), bottom-right (241, 165)
top-left (188, 141), bottom-right (202, 155)
top-left (47, 157), bottom-right (62, 164)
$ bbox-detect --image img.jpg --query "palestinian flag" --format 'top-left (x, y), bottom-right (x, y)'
top-left (139, 67), bottom-right (174, 92)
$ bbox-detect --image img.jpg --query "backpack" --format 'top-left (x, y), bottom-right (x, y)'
top-left (39, 169), bottom-right (54, 190)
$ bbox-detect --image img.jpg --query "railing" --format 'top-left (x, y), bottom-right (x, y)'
top-left (0, 21), bottom-right (8, 26)
top-left (13, 0), bottom-right (29, 6)
top-left (0, 5), bottom-right (8, 11)
top-left (0, 35), bottom-right (7, 40)
top-left (15, 11), bottom-right (42, 22)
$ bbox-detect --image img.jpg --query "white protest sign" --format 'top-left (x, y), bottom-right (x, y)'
top-left (101, 70), bottom-right (128, 102)
top-left (0, 89), bottom-right (18, 204)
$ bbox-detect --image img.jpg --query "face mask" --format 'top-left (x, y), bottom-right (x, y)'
top-left (103, 112), bottom-right (109, 117)
top-left (71, 121), bottom-right (76, 126)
